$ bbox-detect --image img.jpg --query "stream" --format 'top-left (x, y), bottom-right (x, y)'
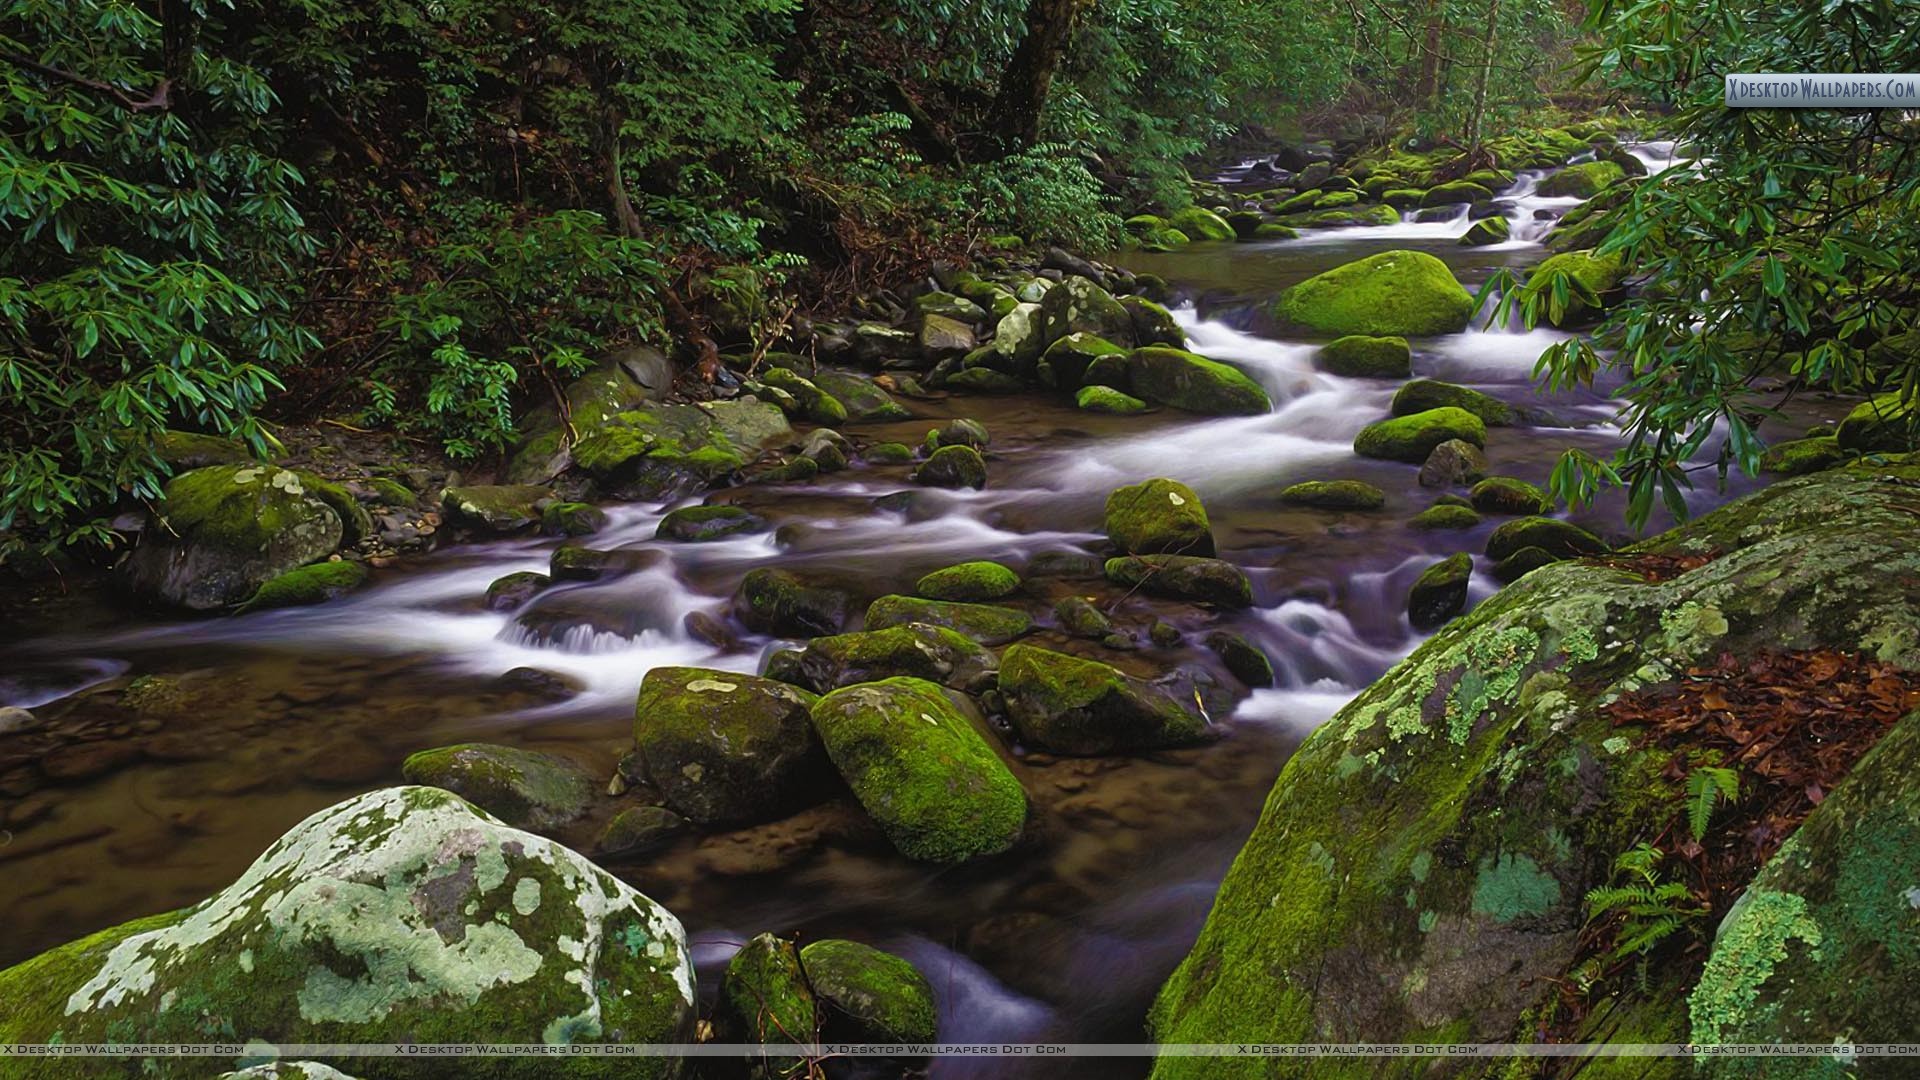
top-left (0, 141), bottom-right (1813, 1075)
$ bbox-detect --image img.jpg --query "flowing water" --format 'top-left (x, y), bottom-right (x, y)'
top-left (0, 149), bottom-right (1819, 1075)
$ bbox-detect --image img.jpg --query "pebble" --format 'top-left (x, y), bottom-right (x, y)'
top-left (0, 706), bottom-right (37, 736)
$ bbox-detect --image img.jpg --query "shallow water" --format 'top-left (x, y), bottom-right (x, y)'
top-left (0, 151), bottom-right (1815, 1073)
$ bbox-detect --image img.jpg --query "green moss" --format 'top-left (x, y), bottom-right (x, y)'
top-left (998, 643), bottom-right (1207, 754)
top-left (656, 504), bottom-right (765, 542)
top-left (1486, 516), bottom-right (1607, 561)
top-left (1104, 477), bottom-right (1214, 556)
top-left (540, 502), bottom-right (606, 537)
top-left (718, 933), bottom-right (815, 1059)
top-left (862, 442), bottom-right (914, 465)
top-left (1759, 435), bottom-right (1850, 476)
top-left (790, 623), bottom-right (997, 693)
top-left (1420, 181), bottom-right (1495, 207)
top-left (1410, 504), bottom-right (1482, 530)
top-left (1354, 407), bottom-right (1488, 463)
top-left (1075, 385), bottom-right (1149, 414)
top-left (1251, 222), bottom-right (1300, 239)
top-left (1688, 889), bottom-right (1823, 1045)
top-left (1167, 206), bottom-right (1235, 242)
top-left (1835, 393), bottom-right (1916, 453)
top-left (1275, 250), bottom-right (1474, 337)
top-left (1392, 379), bottom-right (1516, 426)
top-left (915, 560), bottom-right (1020, 601)
top-left (912, 444), bottom-right (987, 488)
top-left (633, 667), bottom-right (826, 825)
top-left (800, 939), bottom-right (937, 1043)
top-left (1470, 477), bottom-right (1549, 515)
top-left (1531, 249), bottom-right (1628, 326)
top-left (1126, 347), bottom-right (1272, 415)
top-left (1039, 332), bottom-right (1127, 388)
top-left (1538, 160), bottom-right (1626, 198)
top-left (1408, 552), bottom-right (1473, 631)
top-left (1279, 480), bottom-right (1386, 510)
top-left (238, 560), bottom-right (367, 612)
top-left (734, 567), bottom-right (848, 637)
top-left (364, 476), bottom-right (418, 508)
top-left (440, 484), bottom-right (554, 532)
top-left (1459, 216), bottom-right (1509, 247)
top-left (1316, 335), bottom-right (1411, 378)
top-left (864, 594), bottom-right (1033, 645)
top-left (1104, 555), bottom-right (1254, 608)
top-left (809, 677), bottom-right (1027, 862)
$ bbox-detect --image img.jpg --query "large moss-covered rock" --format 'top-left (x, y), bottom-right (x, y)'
top-left (1148, 463), bottom-right (1920, 1076)
top-left (1420, 181), bottom-right (1494, 207)
top-left (442, 484), bottom-right (556, 533)
top-left (1127, 348), bottom-right (1272, 415)
top-left (759, 367), bottom-right (847, 426)
top-left (1038, 276), bottom-right (1134, 348)
top-left (780, 623), bottom-right (998, 694)
top-left (1538, 159), bottom-right (1626, 198)
top-left (238, 560), bottom-right (368, 613)
top-left (1274, 250), bottom-right (1476, 337)
top-left (917, 560), bottom-right (1021, 601)
top-left (1835, 393), bottom-right (1917, 453)
top-left (1459, 217), bottom-right (1509, 246)
top-left (733, 568), bottom-right (850, 638)
top-left (1104, 555), bottom-right (1254, 608)
top-left (1316, 335), bottom-right (1411, 378)
top-left (1355, 407), bottom-right (1488, 463)
top-left (633, 667), bottom-right (829, 826)
top-left (865, 595), bottom-right (1033, 645)
top-left (0, 787), bottom-right (694, 1077)
top-left (809, 677), bottom-right (1027, 862)
top-left (569, 401), bottom-right (788, 499)
top-left (1077, 385), bottom-right (1150, 414)
top-left (401, 743), bottom-right (592, 832)
top-left (1105, 478), bottom-right (1215, 556)
top-left (986, 302), bottom-right (1046, 371)
top-left (801, 939), bottom-right (937, 1050)
top-left (1392, 379), bottom-right (1515, 426)
top-left (119, 465), bottom-right (348, 611)
top-left (1167, 206), bottom-right (1236, 242)
top-left (998, 644), bottom-right (1208, 754)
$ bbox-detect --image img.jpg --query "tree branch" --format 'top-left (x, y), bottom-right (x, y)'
top-left (0, 50), bottom-right (171, 112)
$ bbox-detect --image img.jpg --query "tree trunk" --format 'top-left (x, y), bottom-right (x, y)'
top-left (1417, 0), bottom-right (1445, 108)
top-left (989, 0), bottom-right (1090, 155)
top-left (1465, 0), bottom-right (1501, 150)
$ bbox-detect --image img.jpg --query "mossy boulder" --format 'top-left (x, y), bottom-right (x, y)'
top-left (1538, 159), bottom-right (1626, 198)
top-left (1148, 463), bottom-right (1920, 1073)
top-left (1206, 631), bottom-right (1275, 688)
top-left (1104, 555), bottom-right (1254, 608)
top-left (1469, 476), bottom-right (1550, 516)
top-left (1492, 545), bottom-right (1561, 583)
top-left (998, 644), bottom-right (1208, 755)
top-left (759, 367), bottom-right (848, 425)
top-left (0, 787), bottom-right (693, 1076)
top-left (1286, 205), bottom-right (1401, 228)
top-left (916, 560), bottom-right (1020, 601)
top-left (594, 806), bottom-right (689, 859)
top-left (400, 743), bottom-right (592, 832)
top-left (633, 667), bottom-right (829, 826)
top-left (1418, 438), bottom-right (1489, 489)
top-left (912, 444), bottom-right (988, 489)
top-left (1139, 226), bottom-right (1194, 251)
top-left (1105, 478), bottom-right (1214, 556)
top-left (154, 429), bottom-right (254, 470)
top-left (237, 560), bottom-right (367, 613)
top-left (1279, 480), bottom-right (1386, 510)
top-left (913, 290), bottom-right (987, 324)
top-left (1460, 217), bottom-right (1510, 246)
top-left (1835, 393), bottom-right (1917, 453)
top-left (1420, 181), bottom-right (1495, 207)
top-left (733, 568), bottom-right (850, 637)
top-left (1316, 335), bottom-right (1412, 378)
top-left (809, 677), bottom-right (1027, 862)
top-left (119, 465), bottom-right (349, 611)
top-left (1485, 516), bottom-right (1608, 561)
top-left (441, 484), bottom-right (555, 533)
top-left (1076, 385), bottom-right (1149, 414)
top-left (1410, 503), bottom-right (1483, 530)
top-left (569, 401), bottom-right (787, 499)
top-left (1038, 276), bottom-right (1134, 347)
top-left (541, 502), bottom-right (607, 537)
top-left (1530, 248), bottom-right (1628, 327)
top-left (486, 571), bottom-right (552, 612)
top-left (942, 366), bottom-right (1025, 394)
top-left (781, 623), bottom-right (998, 694)
top-left (800, 939), bottom-right (938, 1046)
top-left (1274, 250), bottom-right (1475, 337)
top-left (865, 594), bottom-right (1033, 646)
top-left (1407, 552), bottom-right (1473, 630)
top-left (716, 933), bottom-right (816, 1074)
top-left (863, 442), bottom-right (916, 465)
top-left (809, 370), bottom-right (913, 422)
top-left (1253, 222), bottom-right (1300, 239)
top-left (1354, 407), bottom-right (1488, 463)
top-left (1167, 206), bottom-right (1236, 242)
top-left (1039, 332), bottom-right (1127, 388)
top-left (1121, 295), bottom-right (1187, 348)
top-left (1053, 596), bottom-right (1114, 638)
top-left (657, 504), bottom-right (767, 542)
top-left (1391, 379), bottom-right (1515, 426)
top-left (1759, 435), bottom-right (1850, 476)
top-left (925, 417), bottom-right (990, 451)
top-left (1128, 347), bottom-right (1272, 416)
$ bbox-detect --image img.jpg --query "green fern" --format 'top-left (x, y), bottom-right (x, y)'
top-left (1582, 843), bottom-right (1707, 963)
top-left (1686, 766), bottom-right (1740, 842)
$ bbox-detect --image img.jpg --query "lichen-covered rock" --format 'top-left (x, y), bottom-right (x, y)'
top-left (998, 644), bottom-right (1208, 754)
top-left (809, 677), bottom-right (1027, 862)
top-left (1038, 276), bottom-right (1134, 348)
top-left (656, 504), bottom-right (767, 542)
top-left (1538, 159), bottom-right (1626, 198)
top-left (987, 302), bottom-right (1046, 372)
top-left (0, 787), bottom-right (694, 1077)
top-left (1392, 379), bottom-right (1515, 426)
top-left (733, 568), bottom-right (850, 638)
top-left (1105, 478), bottom-right (1215, 557)
top-left (1469, 477), bottom-right (1550, 516)
top-left (1835, 393), bottom-right (1917, 453)
top-left (916, 561), bottom-right (1021, 601)
top-left (1355, 407), bottom-right (1488, 463)
top-left (1485, 516), bottom-right (1607, 561)
top-left (238, 560), bottom-right (368, 613)
top-left (1076, 385), bottom-right (1150, 414)
top-left (1407, 552), bottom-right (1473, 630)
top-left (852, 323), bottom-right (922, 367)
top-left (1127, 347), bottom-right (1272, 416)
top-left (118, 465), bottom-right (348, 611)
top-left (1279, 480), bottom-right (1386, 510)
top-left (1167, 206), bottom-right (1236, 242)
top-left (865, 594), bottom-right (1032, 646)
top-left (439, 484), bottom-right (554, 533)
top-left (781, 623), bottom-right (998, 694)
top-left (401, 743), bottom-right (592, 832)
top-left (1418, 438), bottom-right (1488, 488)
top-left (1316, 335), bottom-right (1411, 378)
top-left (1104, 555), bottom-right (1253, 609)
top-left (633, 667), bottom-right (829, 826)
top-left (1274, 250), bottom-right (1475, 337)
top-left (913, 291), bottom-right (987, 324)
top-left (1148, 463), bottom-right (1920, 1075)
top-left (912, 444), bottom-right (987, 489)
top-left (1410, 504), bottom-right (1483, 530)
top-left (717, 933), bottom-right (815, 1075)
top-left (800, 939), bottom-right (938, 1058)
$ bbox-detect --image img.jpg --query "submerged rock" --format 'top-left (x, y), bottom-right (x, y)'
top-left (998, 644), bottom-right (1208, 754)
top-left (633, 667), bottom-right (828, 826)
top-left (400, 743), bottom-right (592, 831)
top-left (810, 677), bottom-right (1027, 862)
top-left (486, 571), bottom-right (552, 611)
top-left (0, 787), bottom-right (694, 1071)
top-left (118, 465), bottom-right (349, 611)
top-left (1273, 250), bottom-right (1475, 337)
top-left (1105, 478), bottom-right (1215, 557)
